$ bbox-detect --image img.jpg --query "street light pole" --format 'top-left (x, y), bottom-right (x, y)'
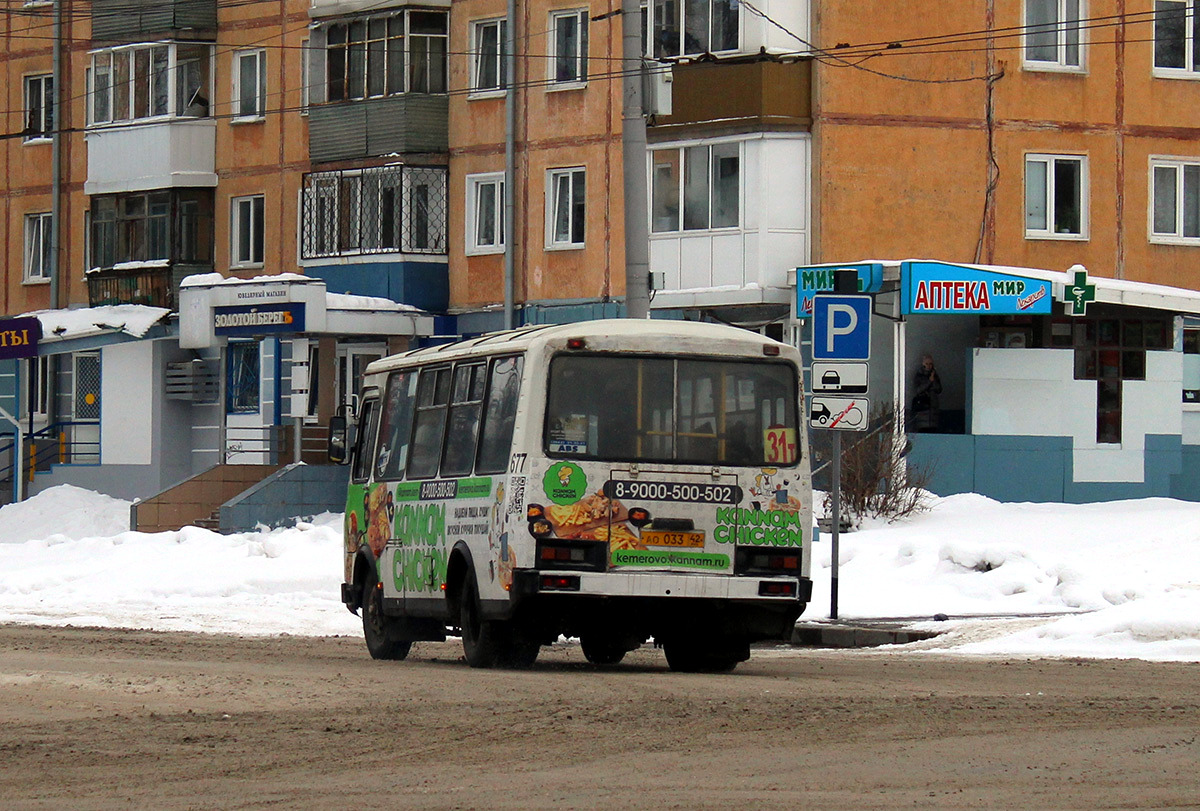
top-left (621, 0), bottom-right (650, 319)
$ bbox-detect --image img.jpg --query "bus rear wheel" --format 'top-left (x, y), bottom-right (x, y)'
top-left (362, 566), bottom-right (412, 661)
top-left (663, 638), bottom-right (747, 673)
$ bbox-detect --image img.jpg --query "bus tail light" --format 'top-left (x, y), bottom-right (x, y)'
top-left (535, 539), bottom-right (607, 571)
top-left (540, 574), bottom-right (580, 591)
top-left (566, 337), bottom-right (588, 350)
top-left (735, 548), bottom-right (802, 575)
top-left (759, 580), bottom-right (797, 597)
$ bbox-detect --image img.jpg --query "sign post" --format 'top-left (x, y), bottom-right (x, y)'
top-left (811, 295), bottom-right (873, 620)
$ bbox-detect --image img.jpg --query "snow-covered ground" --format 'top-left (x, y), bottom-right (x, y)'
top-left (1, 485), bottom-right (1199, 661)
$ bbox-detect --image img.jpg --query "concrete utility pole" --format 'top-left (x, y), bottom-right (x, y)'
top-left (621, 0), bottom-right (650, 319)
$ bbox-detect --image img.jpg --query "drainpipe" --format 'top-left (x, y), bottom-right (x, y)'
top-left (503, 0), bottom-right (517, 329)
top-left (621, 0), bottom-right (650, 319)
top-left (50, 0), bottom-right (63, 311)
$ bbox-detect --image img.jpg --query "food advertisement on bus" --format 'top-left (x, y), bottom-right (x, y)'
top-left (532, 461), bottom-right (806, 572)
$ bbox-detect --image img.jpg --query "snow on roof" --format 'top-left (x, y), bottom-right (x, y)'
top-left (326, 292), bottom-right (424, 314)
top-left (26, 304), bottom-right (171, 341)
top-left (179, 272), bottom-right (311, 288)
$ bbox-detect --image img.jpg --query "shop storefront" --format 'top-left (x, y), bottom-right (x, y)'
top-left (794, 260), bottom-right (1200, 503)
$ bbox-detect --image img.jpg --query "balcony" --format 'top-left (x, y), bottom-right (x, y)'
top-left (649, 58), bottom-right (812, 140)
top-left (92, 0), bottom-right (216, 42)
top-left (86, 264), bottom-right (203, 310)
top-left (309, 96), bottom-right (448, 163)
top-left (85, 119), bottom-right (216, 196)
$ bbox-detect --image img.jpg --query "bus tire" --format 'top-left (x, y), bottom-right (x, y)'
top-left (362, 565), bottom-right (412, 661)
top-left (581, 634), bottom-right (627, 666)
top-left (663, 639), bottom-right (743, 673)
top-left (460, 571), bottom-right (501, 668)
top-left (499, 638), bottom-right (540, 669)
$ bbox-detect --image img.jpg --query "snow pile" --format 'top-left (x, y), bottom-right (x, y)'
top-left (0, 487), bottom-right (356, 637)
top-left (0, 484), bottom-right (132, 543)
top-left (2, 485), bottom-right (1200, 660)
top-left (817, 493), bottom-right (1200, 660)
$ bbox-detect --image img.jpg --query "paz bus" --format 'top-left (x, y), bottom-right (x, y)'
top-left (330, 319), bottom-right (813, 671)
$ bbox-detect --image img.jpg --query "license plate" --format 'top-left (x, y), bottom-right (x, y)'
top-left (641, 530), bottom-right (705, 548)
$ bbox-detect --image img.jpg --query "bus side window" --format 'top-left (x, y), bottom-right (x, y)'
top-left (441, 363), bottom-right (487, 477)
top-left (408, 366), bottom-right (452, 478)
top-left (477, 355), bottom-right (524, 473)
top-left (374, 371), bottom-right (417, 481)
top-left (350, 398), bottom-right (379, 483)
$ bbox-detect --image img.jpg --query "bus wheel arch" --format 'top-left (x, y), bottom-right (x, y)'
top-left (444, 542), bottom-right (474, 619)
top-left (349, 546), bottom-right (376, 613)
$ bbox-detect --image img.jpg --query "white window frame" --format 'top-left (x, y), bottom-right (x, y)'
top-left (301, 38), bottom-right (311, 114)
top-left (232, 49), bottom-right (267, 121)
top-left (1023, 0), bottom-right (1085, 72)
top-left (26, 355), bottom-right (51, 423)
top-left (24, 212), bottom-right (53, 283)
top-left (87, 42), bottom-right (213, 126)
top-left (548, 9), bottom-right (589, 87)
top-left (1149, 158), bottom-right (1200, 244)
top-left (470, 18), bottom-right (507, 97)
top-left (466, 172), bottom-right (505, 255)
top-left (648, 139), bottom-right (742, 234)
top-left (231, 194), bottom-right (265, 268)
top-left (1024, 153), bottom-right (1088, 240)
top-left (1154, 0), bottom-right (1200, 78)
top-left (545, 167), bottom-right (586, 249)
top-left (24, 74), bottom-right (54, 142)
top-left (651, 0), bottom-right (741, 59)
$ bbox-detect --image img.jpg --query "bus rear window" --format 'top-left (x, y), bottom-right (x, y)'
top-left (545, 355), bottom-right (799, 466)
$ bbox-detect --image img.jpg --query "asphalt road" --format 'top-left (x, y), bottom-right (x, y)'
top-left (1, 625), bottom-right (1196, 809)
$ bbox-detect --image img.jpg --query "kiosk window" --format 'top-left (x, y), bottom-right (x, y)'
top-left (1074, 314), bottom-right (1171, 443)
top-left (1185, 329), bottom-right (1200, 404)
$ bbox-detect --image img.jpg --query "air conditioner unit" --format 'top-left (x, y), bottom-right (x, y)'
top-left (644, 62), bottom-right (673, 116)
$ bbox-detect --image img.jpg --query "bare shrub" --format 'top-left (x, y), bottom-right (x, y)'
top-left (823, 401), bottom-right (932, 527)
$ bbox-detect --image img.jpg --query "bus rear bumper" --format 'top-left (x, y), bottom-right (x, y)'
top-left (509, 569), bottom-right (812, 641)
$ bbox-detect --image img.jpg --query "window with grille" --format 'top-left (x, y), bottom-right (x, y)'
top-left (74, 353), bottom-right (101, 421)
top-left (227, 341), bottom-right (261, 414)
top-left (300, 165), bottom-right (447, 258)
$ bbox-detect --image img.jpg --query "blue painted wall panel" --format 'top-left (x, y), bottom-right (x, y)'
top-left (908, 433), bottom-right (975, 495)
top-left (306, 261), bottom-right (449, 312)
top-left (1172, 446), bottom-right (1200, 500)
top-left (973, 435), bottom-right (1069, 502)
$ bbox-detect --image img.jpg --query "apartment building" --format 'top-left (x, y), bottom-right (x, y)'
top-left (0, 0), bottom-right (442, 503)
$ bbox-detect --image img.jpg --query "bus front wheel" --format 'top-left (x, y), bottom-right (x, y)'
top-left (362, 566), bottom-right (413, 661)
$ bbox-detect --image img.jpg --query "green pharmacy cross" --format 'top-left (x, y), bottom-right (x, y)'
top-left (1066, 268), bottom-right (1096, 316)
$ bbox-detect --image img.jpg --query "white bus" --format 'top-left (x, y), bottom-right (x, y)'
top-left (331, 319), bottom-right (813, 671)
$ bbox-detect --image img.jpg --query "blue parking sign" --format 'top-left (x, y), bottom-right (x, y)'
top-left (812, 295), bottom-right (871, 360)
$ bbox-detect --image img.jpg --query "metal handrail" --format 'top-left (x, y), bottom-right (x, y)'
top-left (0, 421), bottom-right (101, 481)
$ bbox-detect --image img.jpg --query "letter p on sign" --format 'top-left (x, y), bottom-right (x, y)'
top-left (812, 295), bottom-right (871, 360)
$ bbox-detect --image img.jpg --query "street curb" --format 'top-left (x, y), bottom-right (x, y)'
top-left (791, 622), bottom-right (942, 649)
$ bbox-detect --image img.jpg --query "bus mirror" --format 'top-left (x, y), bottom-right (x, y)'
top-left (328, 416), bottom-right (350, 465)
